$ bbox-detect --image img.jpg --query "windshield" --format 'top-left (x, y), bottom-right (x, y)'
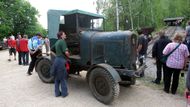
top-left (90, 18), bottom-right (104, 31)
top-left (78, 15), bottom-right (104, 31)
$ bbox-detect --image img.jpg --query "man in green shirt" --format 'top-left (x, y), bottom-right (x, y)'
top-left (51, 31), bottom-right (69, 97)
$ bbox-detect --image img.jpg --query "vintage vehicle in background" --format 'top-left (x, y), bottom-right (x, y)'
top-left (35, 9), bottom-right (145, 104)
top-left (163, 17), bottom-right (185, 40)
top-left (0, 40), bottom-right (7, 50)
top-left (164, 17), bottom-right (184, 26)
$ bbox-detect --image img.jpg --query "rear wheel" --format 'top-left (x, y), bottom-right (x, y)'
top-left (36, 58), bottom-right (54, 83)
top-left (88, 67), bottom-right (120, 104)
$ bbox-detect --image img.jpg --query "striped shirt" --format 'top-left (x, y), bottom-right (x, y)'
top-left (163, 42), bottom-right (189, 69)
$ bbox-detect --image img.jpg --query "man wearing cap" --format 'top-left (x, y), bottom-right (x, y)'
top-left (27, 33), bottom-right (43, 75)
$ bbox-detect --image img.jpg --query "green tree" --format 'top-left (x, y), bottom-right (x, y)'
top-left (99, 0), bottom-right (190, 31)
top-left (0, 0), bottom-right (46, 39)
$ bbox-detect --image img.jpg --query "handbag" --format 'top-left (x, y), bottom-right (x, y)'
top-left (161, 43), bottom-right (181, 63)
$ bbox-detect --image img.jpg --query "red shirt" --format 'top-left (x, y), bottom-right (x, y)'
top-left (7, 39), bottom-right (16, 48)
top-left (19, 38), bottom-right (29, 52)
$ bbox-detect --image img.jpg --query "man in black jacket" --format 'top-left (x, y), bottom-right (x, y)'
top-left (152, 31), bottom-right (171, 84)
top-left (136, 30), bottom-right (149, 77)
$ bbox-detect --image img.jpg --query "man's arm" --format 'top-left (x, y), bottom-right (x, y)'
top-left (65, 50), bottom-right (70, 58)
top-left (137, 44), bottom-right (142, 54)
top-left (50, 44), bottom-right (56, 56)
top-left (152, 42), bottom-right (157, 58)
top-left (137, 37), bottom-right (143, 55)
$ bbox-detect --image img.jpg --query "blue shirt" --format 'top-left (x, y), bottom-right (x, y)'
top-left (28, 36), bottom-right (43, 50)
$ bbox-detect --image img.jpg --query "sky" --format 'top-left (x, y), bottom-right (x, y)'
top-left (27, 0), bottom-right (97, 29)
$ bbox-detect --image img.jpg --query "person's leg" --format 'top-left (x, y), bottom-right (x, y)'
top-left (138, 55), bottom-right (144, 66)
top-left (18, 52), bottom-right (22, 65)
top-left (22, 52), bottom-right (26, 65)
top-left (157, 60), bottom-right (162, 82)
top-left (55, 57), bottom-right (68, 97)
top-left (8, 48), bottom-right (12, 61)
top-left (60, 78), bottom-right (68, 97)
top-left (163, 63), bottom-right (167, 83)
top-left (138, 54), bottom-right (145, 77)
top-left (25, 52), bottom-right (29, 65)
top-left (153, 60), bottom-right (162, 84)
top-left (13, 48), bottom-right (16, 60)
top-left (27, 54), bottom-right (37, 75)
top-left (54, 78), bottom-right (61, 97)
top-left (171, 69), bottom-right (180, 94)
top-left (164, 67), bottom-right (173, 93)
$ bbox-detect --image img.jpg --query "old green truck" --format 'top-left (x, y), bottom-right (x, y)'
top-left (35, 9), bottom-right (144, 104)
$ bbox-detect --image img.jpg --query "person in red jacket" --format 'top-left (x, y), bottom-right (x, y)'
top-left (7, 36), bottom-right (16, 61)
top-left (16, 34), bottom-right (22, 65)
top-left (19, 35), bottom-right (29, 65)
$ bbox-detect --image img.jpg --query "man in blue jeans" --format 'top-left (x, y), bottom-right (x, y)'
top-left (51, 31), bottom-right (70, 97)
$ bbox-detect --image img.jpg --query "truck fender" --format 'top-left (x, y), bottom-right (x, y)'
top-left (87, 63), bottom-right (121, 83)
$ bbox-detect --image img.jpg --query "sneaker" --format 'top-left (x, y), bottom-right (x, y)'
top-left (171, 92), bottom-right (176, 95)
top-left (8, 59), bottom-right (11, 61)
top-left (171, 90), bottom-right (176, 95)
top-left (55, 93), bottom-right (61, 97)
top-left (27, 72), bottom-right (32, 76)
top-left (163, 89), bottom-right (169, 93)
top-left (62, 93), bottom-right (68, 98)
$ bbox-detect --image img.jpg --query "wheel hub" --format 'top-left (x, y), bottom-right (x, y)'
top-left (41, 64), bottom-right (50, 78)
top-left (94, 77), bottom-right (110, 96)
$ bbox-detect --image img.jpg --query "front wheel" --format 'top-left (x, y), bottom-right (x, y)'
top-left (35, 58), bottom-right (54, 83)
top-left (88, 67), bottom-right (120, 104)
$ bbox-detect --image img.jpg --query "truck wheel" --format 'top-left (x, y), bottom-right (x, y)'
top-left (36, 58), bottom-right (54, 83)
top-left (88, 67), bottom-right (120, 104)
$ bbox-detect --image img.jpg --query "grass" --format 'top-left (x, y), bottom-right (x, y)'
top-left (137, 73), bottom-right (186, 96)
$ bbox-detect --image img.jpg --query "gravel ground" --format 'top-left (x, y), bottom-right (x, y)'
top-left (0, 50), bottom-right (186, 107)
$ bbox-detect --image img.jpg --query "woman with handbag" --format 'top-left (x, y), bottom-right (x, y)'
top-left (163, 33), bottom-right (189, 94)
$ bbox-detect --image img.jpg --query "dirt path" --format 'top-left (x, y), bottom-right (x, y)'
top-left (0, 50), bottom-right (186, 107)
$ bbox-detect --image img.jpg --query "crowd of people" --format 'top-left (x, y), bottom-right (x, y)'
top-left (150, 21), bottom-right (190, 96)
top-left (5, 33), bottom-right (50, 67)
top-left (3, 32), bottom-right (68, 98)
top-left (6, 34), bottom-right (29, 64)
top-left (135, 20), bottom-right (190, 96)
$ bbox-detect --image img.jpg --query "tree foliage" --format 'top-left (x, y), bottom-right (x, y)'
top-left (97, 0), bottom-right (190, 31)
top-left (0, 0), bottom-right (46, 39)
